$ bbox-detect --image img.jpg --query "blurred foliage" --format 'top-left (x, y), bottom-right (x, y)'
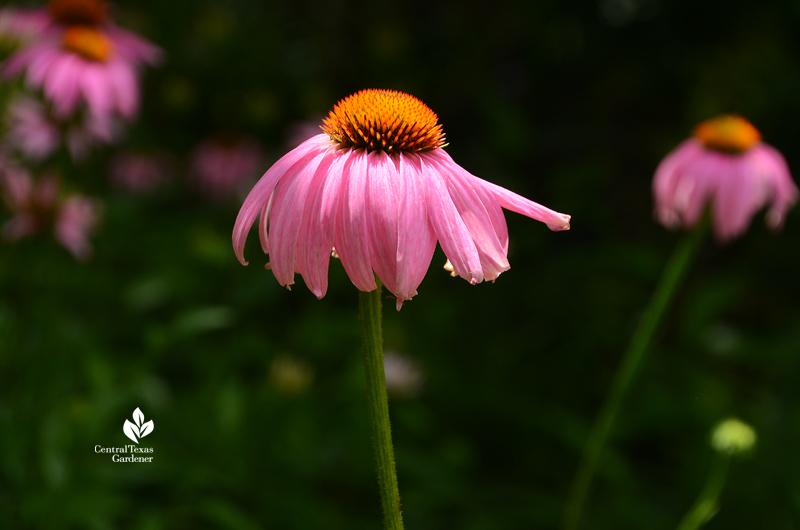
top-left (2, 0), bottom-right (800, 528)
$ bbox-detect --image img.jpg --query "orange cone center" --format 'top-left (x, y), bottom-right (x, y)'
top-left (62, 26), bottom-right (112, 62)
top-left (322, 89), bottom-right (446, 153)
top-left (693, 115), bottom-right (761, 154)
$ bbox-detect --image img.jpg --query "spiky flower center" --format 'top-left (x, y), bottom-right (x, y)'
top-left (48, 0), bottom-right (108, 26)
top-left (62, 26), bottom-right (112, 62)
top-left (321, 89), bottom-right (446, 153)
top-left (694, 115), bottom-right (761, 154)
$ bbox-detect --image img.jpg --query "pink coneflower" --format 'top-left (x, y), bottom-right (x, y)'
top-left (0, 159), bottom-right (102, 260)
top-left (3, 95), bottom-right (120, 161)
top-left (233, 89), bottom-right (571, 310)
top-left (654, 115), bottom-right (798, 241)
top-left (3, 0), bottom-right (161, 121)
top-left (190, 136), bottom-right (264, 200)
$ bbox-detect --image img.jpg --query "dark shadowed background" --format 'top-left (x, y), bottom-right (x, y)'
top-left (2, 0), bottom-right (800, 528)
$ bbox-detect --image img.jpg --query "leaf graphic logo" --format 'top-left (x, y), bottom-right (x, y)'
top-left (123, 407), bottom-right (154, 444)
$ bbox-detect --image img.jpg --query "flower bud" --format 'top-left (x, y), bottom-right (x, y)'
top-left (710, 418), bottom-right (756, 456)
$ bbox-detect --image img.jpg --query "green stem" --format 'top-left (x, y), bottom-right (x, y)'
top-left (563, 220), bottom-right (710, 530)
top-left (358, 279), bottom-right (404, 530)
top-left (676, 455), bottom-right (729, 530)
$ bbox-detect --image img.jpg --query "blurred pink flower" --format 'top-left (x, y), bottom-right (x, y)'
top-left (4, 96), bottom-right (120, 161)
top-left (654, 115), bottom-right (798, 241)
top-left (54, 194), bottom-right (102, 261)
top-left (2, 0), bottom-right (162, 122)
top-left (0, 159), bottom-right (102, 260)
top-left (190, 136), bottom-right (264, 199)
top-left (0, 160), bottom-right (58, 240)
top-left (233, 89), bottom-right (571, 309)
top-left (0, 7), bottom-right (50, 45)
top-left (109, 152), bottom-right (172, 194)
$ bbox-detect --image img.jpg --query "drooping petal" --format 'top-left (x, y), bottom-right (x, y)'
top-left (653, 139), bottom-right (705, 227)
top-left (431, 149), bottom-right (570, 232)
top-left (233, 134), bottom-right (330, 265)
top-left (107, 59), bottom-right (139, 118)
top-left (258, 192), bottom-right (273, 254)
top-left (750, 144), bottom-right (799, 229)
top-left (429, 152), bottom-right (509, 281)
top-left (678, 150), bottom-right (726, 228)
top-left (393, 154), bottom-right (437, 309)
top-left (43, 53), bottom-right (81, 116)
top-left (419, 152), bottom-right (483, 285)
top-left (335, 149), bottom-right (378, 292)
top-left (365, 150), bottom-right (401, 297)
top-left (712, 154), bottom-right (762, 241)
top-left (268, 149), bottom-right (330, 288)
top-left (296, 150), bottom-right (348, 298)
top-left (79, 63), bottom-right (113, 118)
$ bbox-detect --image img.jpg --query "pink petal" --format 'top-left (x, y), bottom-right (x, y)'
top-left (393, 154), bottom-right (437, 309)
top-left (334, 149), bottom-right (378, 292)
top-left (365, 150), bottom-right (401, 297)
top-left (419, 152), bottom-right (484, 285)
top-left (108, 59), bottom-right (140, 118)
top-left (104, 26), bottom-right (163, 65)
top-left (750, 144), bottom-right (799, 229)
top-left (711, 155), bottom-right (761, 240)
top-left (79, 63), bottom-right (113, 118)
top-left (42, 54), bottom-right (81, 116)
top-left (296, 150), bottom-right (348, 298)
top-left (430, 153), bottom-right (510, 281)
top-left (268, 149), bottom-right (330, 287)
top-left (258, 192), bottom-right (273, 254)
top-left (232, 134), bottom-right (330, 265)
top-left (679, 152), bottom-right (726, 228)
top-left (653, 139), bottom-right (704, 227)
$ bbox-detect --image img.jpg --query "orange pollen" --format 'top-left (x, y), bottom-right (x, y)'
top-left (63, 26), bottom-right (112, 62)
top-left (48, 0), bottom-right (108, 26)
top-left (693, 115), bottom-right (761, 154)
top-left (321, 89), bottom-right (446, 153)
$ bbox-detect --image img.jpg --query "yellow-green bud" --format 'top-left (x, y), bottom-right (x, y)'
top-left (710, 418), bottom-right (756, 456)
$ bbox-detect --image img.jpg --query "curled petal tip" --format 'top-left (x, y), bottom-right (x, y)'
top-left (470, 278), bottom-right (478, 285)
top-left (396, 299), bottom-right (404, 311)
top-left (265, 262), bottom-right (271, 270)
top-left (548, 214), bottom-right (571, 231)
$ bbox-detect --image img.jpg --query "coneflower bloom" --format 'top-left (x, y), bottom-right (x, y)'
top-left (189, 136), bottom-right (264, 200)
top-left (3, 95), bottom-right (120, 161)
top-left (0, 160), bottom-right (102, 260)
top-left (654, 115), bottom-right (798, 241)
top-left (233, 89), bottom-right (571, 309)
top-left (3, 0), bottom-right (161, 121)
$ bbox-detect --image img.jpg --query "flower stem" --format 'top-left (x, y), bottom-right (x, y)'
top-left (358, 279), bottom-right (404, 530)
top-left (563, 220), bottom-right (710, 530)
top-left (676, 455), bottom-right (729, 530)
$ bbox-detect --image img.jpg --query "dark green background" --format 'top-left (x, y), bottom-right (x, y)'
top-left (2, 0), bottom-right (800, 528)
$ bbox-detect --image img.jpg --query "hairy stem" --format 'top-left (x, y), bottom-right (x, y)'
top-left (358, 279), bottom-right (404, 530)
